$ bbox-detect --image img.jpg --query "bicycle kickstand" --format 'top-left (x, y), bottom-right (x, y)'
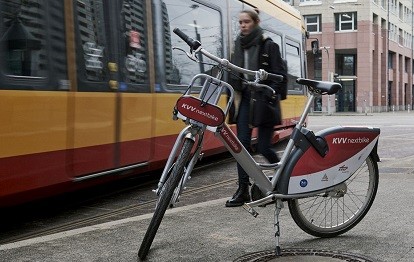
top-left (274, 199), bottom-right (284, 256)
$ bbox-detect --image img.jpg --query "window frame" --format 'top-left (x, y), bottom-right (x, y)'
top-left (299, 0), bottom-right (322, 6)
top-left (285, 37), bottom-right (305, 95)
top-left (304, 14), bottom-right (321, 33)
top-left (335, 12), bottom-right (357, 32)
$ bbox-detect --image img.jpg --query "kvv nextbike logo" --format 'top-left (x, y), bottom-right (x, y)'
top-left (220, 126), bottom-right (241, 153)
top-left (332, 137), bottom-right (370, 144)
top-left (181, 103), bottom-right (219, 121)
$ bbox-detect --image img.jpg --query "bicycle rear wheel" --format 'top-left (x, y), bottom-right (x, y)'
top-left (288, 154), bottom-right (379, 238)
top-left (138, 138), bottom-right (194, 260)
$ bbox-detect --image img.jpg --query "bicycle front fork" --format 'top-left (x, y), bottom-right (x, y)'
top-left (154, 125), bottom-right (204, 206)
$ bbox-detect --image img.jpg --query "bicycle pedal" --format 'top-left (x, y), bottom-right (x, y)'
top-left (242, 203), bottom-right (259, 218)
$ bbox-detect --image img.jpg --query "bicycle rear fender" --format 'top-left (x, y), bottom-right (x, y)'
top-left (277, 126), bottom-right (380, 195)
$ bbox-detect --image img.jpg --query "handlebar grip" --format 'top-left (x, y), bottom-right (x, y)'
top-left (173, 28), bottom-right (201, 50)
top-left (266, 73), bottom-right (284, 82)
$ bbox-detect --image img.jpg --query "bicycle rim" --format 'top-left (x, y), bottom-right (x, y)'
top-left (288, 155), bottom-right (379, 238)
top-left (138, 138), bottom-right (194, 260)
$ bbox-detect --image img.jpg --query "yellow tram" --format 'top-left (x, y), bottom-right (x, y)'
top-left (0, 0), bottom-right (307, 206)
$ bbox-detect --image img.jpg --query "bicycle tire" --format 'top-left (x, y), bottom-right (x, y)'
top-left (288, 154), bottom-right (379, 238)
top-left (138, 138), bottom-right (194, 260)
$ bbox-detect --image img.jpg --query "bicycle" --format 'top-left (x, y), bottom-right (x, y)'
top-left (138, 28), bottom-right (380, 260)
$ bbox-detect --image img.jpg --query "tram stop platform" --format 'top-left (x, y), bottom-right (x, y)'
top-left (1, 167), bottom-right (414, 262)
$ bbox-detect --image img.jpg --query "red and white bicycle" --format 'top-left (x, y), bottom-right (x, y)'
top-left (138, 28), bottom-right (380, 260)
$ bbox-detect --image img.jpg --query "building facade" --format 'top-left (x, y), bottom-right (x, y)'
top-left (284, 0), bottom-right (414, 113)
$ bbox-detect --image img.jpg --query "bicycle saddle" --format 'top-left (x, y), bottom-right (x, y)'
top-left (296, 78), bottom-right (341, 95)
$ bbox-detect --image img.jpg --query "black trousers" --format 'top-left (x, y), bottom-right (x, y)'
top-left (236, 94), bottom-right (279, 185)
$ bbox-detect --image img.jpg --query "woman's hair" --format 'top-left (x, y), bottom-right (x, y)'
top-left (240, 8), bottom-right (260, 24)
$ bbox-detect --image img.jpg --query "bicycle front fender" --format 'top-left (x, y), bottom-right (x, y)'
top-left (277, 126), bottom-right (380, 195)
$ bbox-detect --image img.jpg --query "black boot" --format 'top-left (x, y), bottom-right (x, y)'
top-left (225, 183), bottom-right (250, 207)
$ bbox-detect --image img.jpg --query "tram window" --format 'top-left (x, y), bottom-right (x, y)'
top-left (1, 0), bottom-right (46, 78)
top-left (74, 0), bottom-right (108, 83)
top-left (0, 0), bottom-right (67, 90)
top-left (285, 40), bottom-right (304, 94)
top-left (260, 12), bottom-right (283, 49)
top-left (161, 0), bottom-right (223, 89)
top-left (119, 0), bottom-right (149, 92)
top-left (263, 30), bottom-right (283, 52)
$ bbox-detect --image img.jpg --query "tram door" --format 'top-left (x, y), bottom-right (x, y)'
top-left (70, 0), bottom-right (152, 178)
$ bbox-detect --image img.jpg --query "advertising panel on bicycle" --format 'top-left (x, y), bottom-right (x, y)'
top-left (176, 96), bottom-right (225, 127)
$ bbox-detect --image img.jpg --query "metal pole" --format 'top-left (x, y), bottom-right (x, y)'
top-left (324, 46), bottom-right (331, 115)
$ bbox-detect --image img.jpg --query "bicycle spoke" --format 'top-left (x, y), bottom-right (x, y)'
top-left (288, 156), bottom-right (379, 237)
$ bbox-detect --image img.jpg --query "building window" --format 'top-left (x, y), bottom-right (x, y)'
top-left (304, 15), bottom-right (321, 33)
top-left (405, 58), bottom-right (409, 73)
top-left (335, 12), bottom-right (357, 31)
top-left (388, 52), bottom-right (394, 69)
top-left (390, 0), bottom-right (397, 14)
top-left (299, 0), bottom-right (321, 6)
top-left (398, 28), bottom-right (404, 45)
top-left (388, 22), bottom-right (398, 42)
top-left (283, 0), bottom-right (293, 4)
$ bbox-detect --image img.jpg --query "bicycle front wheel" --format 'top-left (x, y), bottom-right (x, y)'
top-left (138, 138), bottom-right (194, 260)
top-left (288, 154), bottom-right (379, 238)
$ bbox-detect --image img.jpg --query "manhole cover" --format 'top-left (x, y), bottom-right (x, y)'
top-left (234, 249), bottom-right (375, 262)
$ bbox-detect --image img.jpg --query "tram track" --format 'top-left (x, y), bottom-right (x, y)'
top-left (0, 176), bottom-right (237, 245)
top-left (0, 146), bottom-right (285, 246)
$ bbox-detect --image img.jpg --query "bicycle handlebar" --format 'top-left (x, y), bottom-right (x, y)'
top-left (173, 28), bottom-right (201, 51)
top-left (173, 27), bottom-right (284, 83)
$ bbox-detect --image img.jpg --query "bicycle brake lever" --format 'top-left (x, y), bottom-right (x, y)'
top-left (172, 47), bottom-right (199, 63)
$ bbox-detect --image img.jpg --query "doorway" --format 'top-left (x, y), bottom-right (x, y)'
top-left (335, 54), bottom-right (356, 112)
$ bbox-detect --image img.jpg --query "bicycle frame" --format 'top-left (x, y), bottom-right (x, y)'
top-left (156, 71), bottom-right (380, 209)
top-left (140, 28), bottom-right (381, 260)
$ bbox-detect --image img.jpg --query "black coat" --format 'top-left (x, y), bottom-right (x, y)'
top-left (259, 37), bottom-right (287, 99)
